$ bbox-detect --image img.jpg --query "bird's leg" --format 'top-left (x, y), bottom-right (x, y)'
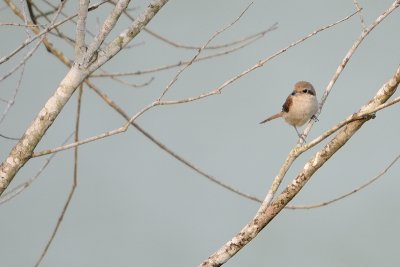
top-left (294, 126), bottom-right (306, 143)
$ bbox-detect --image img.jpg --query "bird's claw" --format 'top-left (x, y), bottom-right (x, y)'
top-left (311, 115), bottom-right (319, 122)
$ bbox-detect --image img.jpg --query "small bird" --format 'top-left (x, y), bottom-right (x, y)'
top-left (260, 81), bottom-right (318, 139)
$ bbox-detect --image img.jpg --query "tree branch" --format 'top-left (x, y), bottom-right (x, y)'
top-left (75, 0), bottom-right (90, 61)
top-left (0, 0), bottom-right (169, 196)
top-left (199, 64), bottom-right (400, 267)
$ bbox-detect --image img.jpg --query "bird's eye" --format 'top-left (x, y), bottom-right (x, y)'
top-left (291, 91), bottom-right (296, 96)
top-left (302, 89), bottom-right (308, 93)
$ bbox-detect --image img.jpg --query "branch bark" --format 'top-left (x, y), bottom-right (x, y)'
top-left (199, 65), bottom-right (400, 266)
top-left (0, 0), bottom-right (169, 195)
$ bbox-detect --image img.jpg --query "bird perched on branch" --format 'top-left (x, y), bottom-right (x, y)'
top-left (260, 81), bottom-right (318, 139)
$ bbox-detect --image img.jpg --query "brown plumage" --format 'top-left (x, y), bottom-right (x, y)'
top-left (260, 81), bottom-right (318, 138)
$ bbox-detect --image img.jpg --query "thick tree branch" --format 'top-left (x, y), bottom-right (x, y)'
top-left (268, 0), bottom-right (400, 208)
top-left (83, 0), bottom-right (130, 67)
top-left (199, 65), bottom-right (400, 266)
top-left (75, 0), bottom-right (90, 61)
top-left (0, 0), bottom-right (169, 195)
top-left (87, 0), bottom-right (169, 72)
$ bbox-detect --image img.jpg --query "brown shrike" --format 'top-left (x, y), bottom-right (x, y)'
top-left (260, 81), bottom-right (318, 138)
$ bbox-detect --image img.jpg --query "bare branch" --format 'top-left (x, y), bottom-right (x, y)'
top-left (92, 24), bottom-right (278, 78)
top-left (0, 22), bottom-right (42, 27)
top-left (301, 94), bottom-right (400, 153)
top-left (157, 2), bottom-right (254, 100)
top-left (83, 0), bottom-right (131, 67)
top-left (107, 75), bottom-right (155, 88)
top-left (0, 0), bottom-right (66, 80)
top-left (86, 79), bottom-right (264, 203)
top-left (0, 0), bottom-right (168, 196)
top-left (143, 24), bottom-right (278, 50)
top-left (303, 0), bottom-right (400, 139)
top-left (0, 133), bottom-right (73, 204)
top-left (31, 99), bottom-right (156, 157)
top-left (0, 0), bottom-right (108, 65)
top-left (0, 39), bottom-right (42, 82)
top-left (0, 64), bottom-right (25, 125)
top-left (31, 9), bottom-right (357, 157)
top-left (352, 0), bottom-right (366, 29)
top-left (0, 134), bottom-right (21, 141)
top-left (321, 5), bottom-right (398, 106)
top-left (199, 63), bottom-right (400, 267)
top-left (34, 86), bottom-right (83, 267)
top-left (38, 78), bottom-right (400, 203)
top-left (87, 0), bottom-right (169, 72)
top-left (272, 0), bottom-right (400, 207)
top-left (286, 153), bottom-right (400, 209)
top-left (115, 1), bottom-right (277, 51)
top-left (157, 10), bottom-right (359, 106)
top-left (75, 0), bottom-right (90, 60)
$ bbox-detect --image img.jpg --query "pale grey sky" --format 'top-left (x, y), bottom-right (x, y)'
top-left (1, 1), bottom-right (399, 266)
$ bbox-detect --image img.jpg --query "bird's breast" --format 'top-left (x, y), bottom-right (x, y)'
top-left (283, 95), bottom-right (318, 127)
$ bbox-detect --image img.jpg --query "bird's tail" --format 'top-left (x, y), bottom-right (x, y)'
top-left (259, 112), bottom-right (283, 124)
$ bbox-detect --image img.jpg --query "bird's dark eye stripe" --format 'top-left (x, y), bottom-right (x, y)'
top-left (302, 89), bottom-right (315, 96)
top-left (293, 89), bottom-right (315, 96)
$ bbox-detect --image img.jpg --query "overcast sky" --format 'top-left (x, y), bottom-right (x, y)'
top-left (1, 1), bottom-right (400, 266)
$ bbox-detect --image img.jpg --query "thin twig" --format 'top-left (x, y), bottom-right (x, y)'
top-left (287, 153), bottom-right (400, 209)
top-left (0, 0), bottom-right (107, 65)
top-left (0, 133), bottom-right (21, 140)
top-left (352, 0), bottom-right (366, 29)
top-left (34, 86), bottom-right (83, 267)
top-left (41, 0), bottom-right (99, 39)
top-left (31, 99), bottom-right (156, 157)
top-left (311, 0), bottom-right (399, 126)
top-left (116, 1), bottom-right (277, 51)
top-left (199, 59), bottom-right (400, 267)
top-left (0, 64), bottom-right (25, 125)
top-left (0, 0), bottom-right (168, 195)
top-left (31, 9), bottom-right (358, 157)
top-left (29, 0), bottom-right (70, 44)
top-left (157, 2), bottom-right (254, 100)
top-left (144, 25), bottom-right (277, 50)
top-left (158, 10), bottom-right (359, 106)
top-left (301, 95), bottom-right (400, 152)
top-left (0, 39), bottom-right (42, 82)
top-left (91, 24), bottom-right (277, 78)
top-left (85, 79), bottom-right (263, 203)
top-left (83, 0), bottom-right (130, 67)
top-left (267, 2), bottom-right (399, 207)
top-left (105, 75), bottom-right (155, 88)
top-left (0, 22), bottom-right (43, 27)
top-left (0, 1), bottom-right (66, 81)
top-left (0, 133), bottom-right (73, 204)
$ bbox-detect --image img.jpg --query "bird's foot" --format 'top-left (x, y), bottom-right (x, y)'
top-left (297, 133), bottom-right (307, 143)
top-left (311, 115), bottom-right (319, 122)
